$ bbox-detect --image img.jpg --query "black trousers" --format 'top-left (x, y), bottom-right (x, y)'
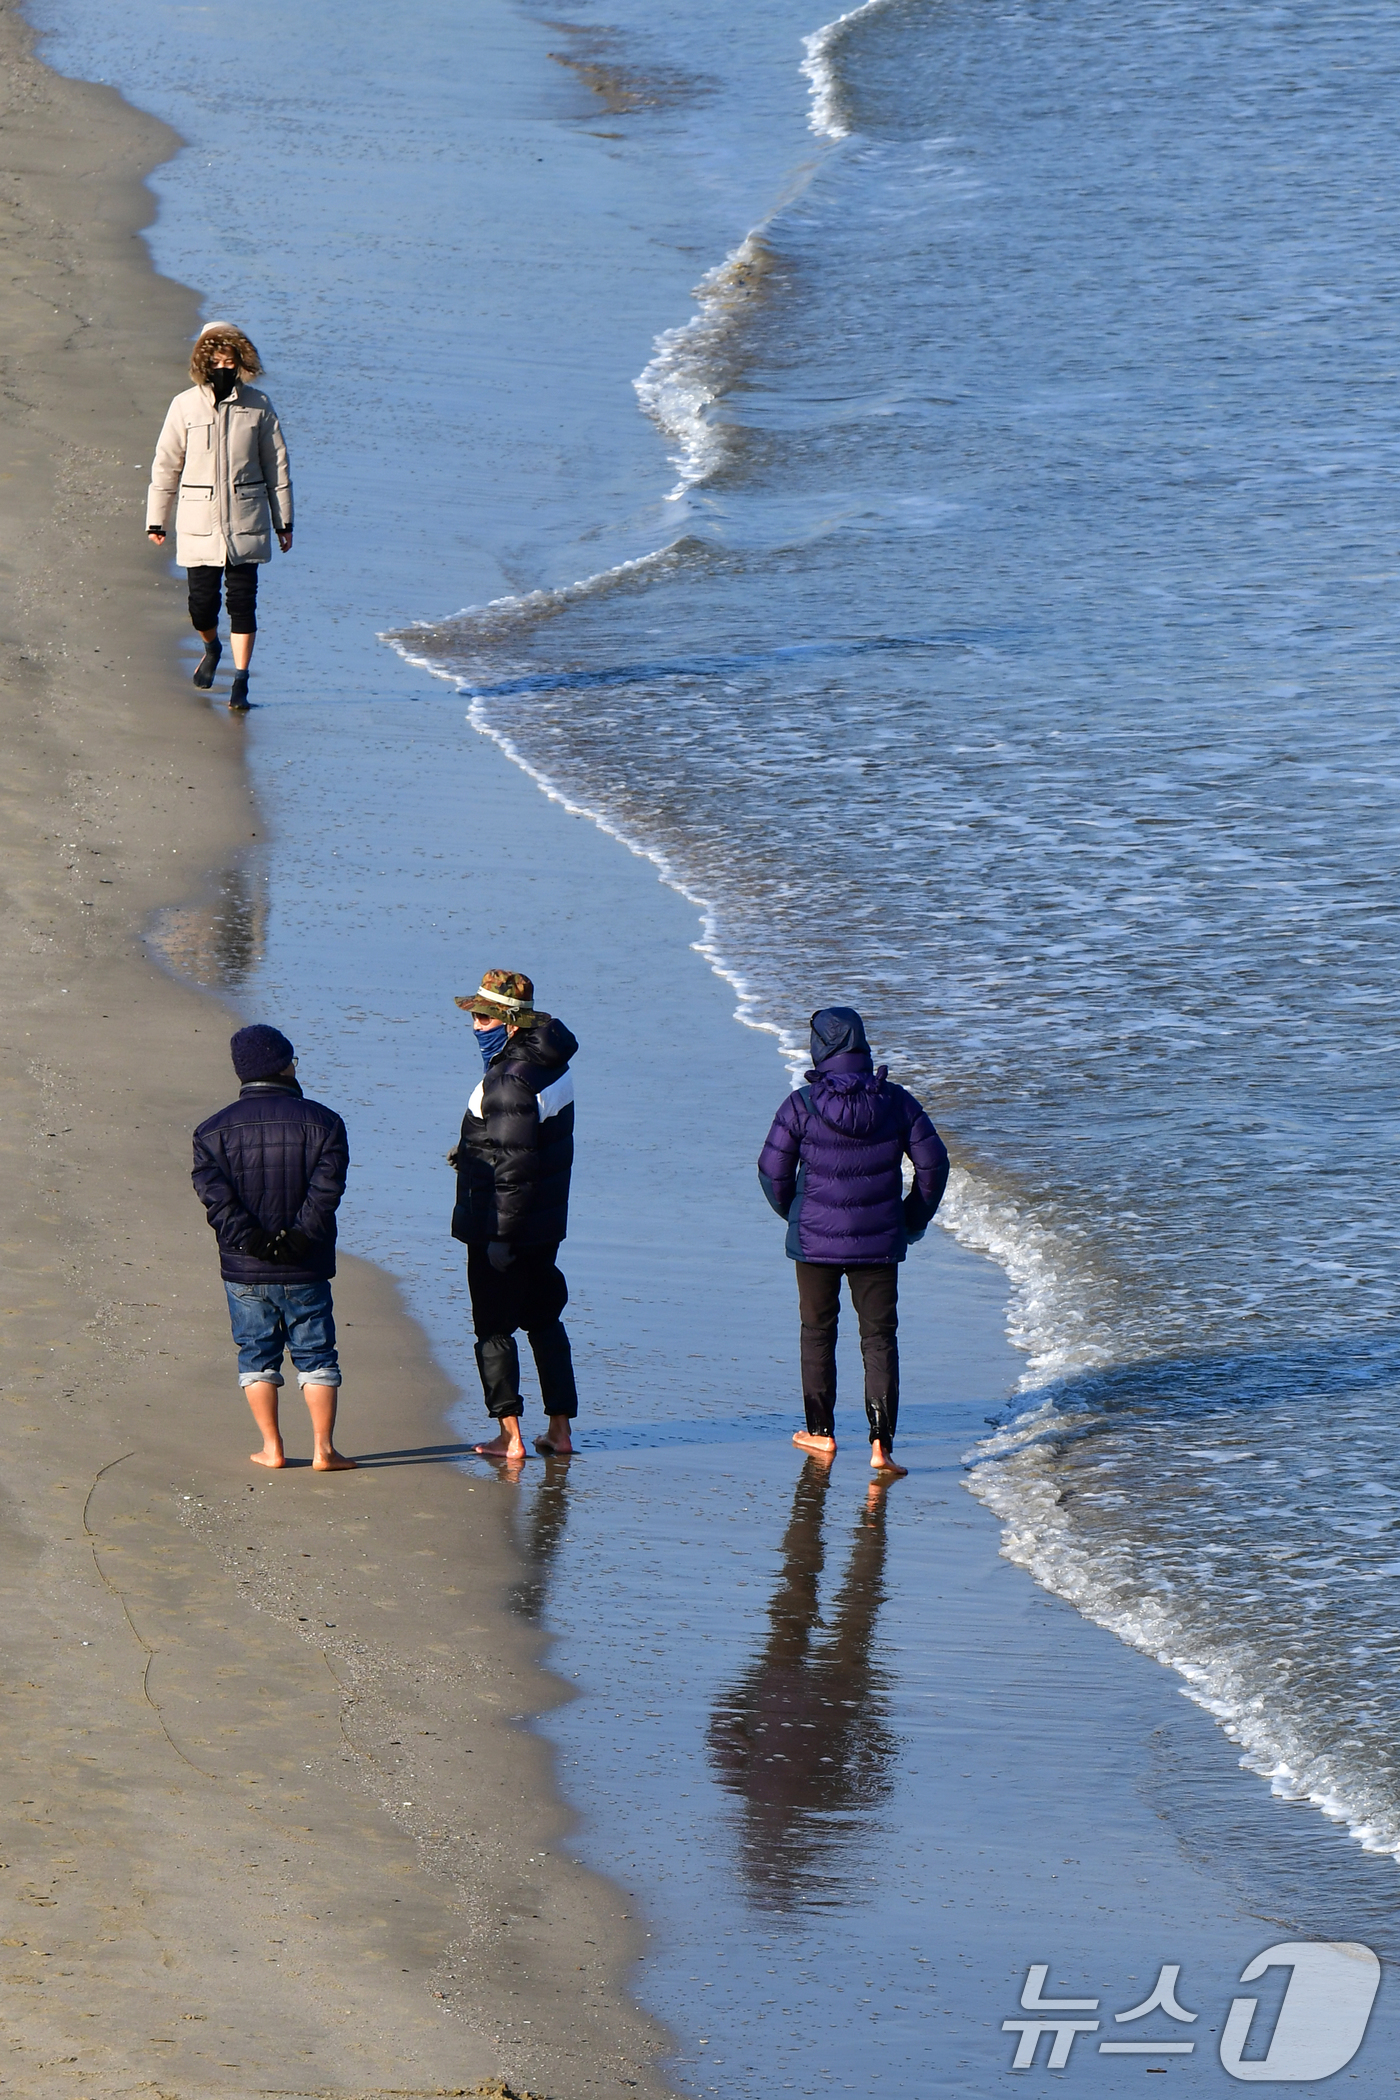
top-left (795, 1261), bottom-right (899, 1448)
top-left (466, 1243), bottom-right (578, 1421)
top-left (188, 562), bottom-right (258, 635)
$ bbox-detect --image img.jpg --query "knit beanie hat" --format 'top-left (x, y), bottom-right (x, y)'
top-left (230, 1024), bottom-right (295, 1081)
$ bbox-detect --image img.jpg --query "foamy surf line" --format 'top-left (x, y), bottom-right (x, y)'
top-left (635, 0), bottom-right (891, 492)
top-left (391, 606), bottom-right (795, 1057)
top-left (965, 1407), bottom-right (1400, 1865)
top-left (800, 0), bottom-right (900, 138)
top-left (635, 232), bottom-right (776, 497)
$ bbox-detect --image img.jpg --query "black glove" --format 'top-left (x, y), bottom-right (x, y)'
top-left (272, 1227), bottom-right (315, 1266)
top-left (486, 1240), bottom-right (515, 1274)
top-left (243, 1227), bottom-right (281, 1261)
top-left (445, 1145), bottom-right (460, 1169)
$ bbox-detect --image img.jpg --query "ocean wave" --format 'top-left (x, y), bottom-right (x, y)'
top-left (800, 0), bottom-right (895, 139)
top-left (381, 542), bottom-right (703, 678)
top-left (633, 233), bottom-right (777, 498)
top-left (933, 1167), bottom-right (1122, 1392)
top-left (965, 1381), bottom-right (1400, 1862)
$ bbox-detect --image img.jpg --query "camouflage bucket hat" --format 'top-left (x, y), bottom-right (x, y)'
top-left (454, 968), bottom-right (549, 1027)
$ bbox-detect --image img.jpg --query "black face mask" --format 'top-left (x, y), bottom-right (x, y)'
top-left (209, 365), bottom-right (237, 402)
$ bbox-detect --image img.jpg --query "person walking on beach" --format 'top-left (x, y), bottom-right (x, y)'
top-left (450, 970), bottom-right (580, 1465)
top-left (192, 1025), bottom-right (355, 1471)
top-left (758, 1006), bottom-right (948, 1476)
top-left (146, 320), bottom-right (293, 712)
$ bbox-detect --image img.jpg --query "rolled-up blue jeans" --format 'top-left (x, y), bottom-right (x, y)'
top-left (224, 1280), bottom-right (341, 1388)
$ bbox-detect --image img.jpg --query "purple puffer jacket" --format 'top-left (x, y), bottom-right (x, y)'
top-left (758, 1051), bottom-right (949, 1264)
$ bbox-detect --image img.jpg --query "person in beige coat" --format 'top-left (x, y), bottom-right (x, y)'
top-left (146, 321), bottom-right (293, 711)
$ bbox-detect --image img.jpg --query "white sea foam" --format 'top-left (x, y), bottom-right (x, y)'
top-left (637, 0), bottom-right (887, 491)
top-left (800, 0), bottom-right (893, 139)
top-left (634, 233), bottom-right (775, 499)
top-left (385, 545), bottom-right (682, 675)
top-left (936, 1168), bottom-right (1122, 1391)
top-left (965, 1416), bottom-right (1400, 1861)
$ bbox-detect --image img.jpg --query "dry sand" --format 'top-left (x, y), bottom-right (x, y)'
top-left (0, 7), bottom-right (667, 2092)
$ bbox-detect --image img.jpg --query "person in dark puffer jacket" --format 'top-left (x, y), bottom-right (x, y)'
top-left (758, 1006), bottom-right (949, 1475)
top-left (450, 969), bottom-right (580, 1465)
top-left (192, 1024), bottom-right (355, 1471)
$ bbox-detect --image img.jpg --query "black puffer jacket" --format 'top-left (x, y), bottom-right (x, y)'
top-left (192, 1078), bottom-right (349, 1282)
top-left (451, 1018), bottom-right (578, 1247)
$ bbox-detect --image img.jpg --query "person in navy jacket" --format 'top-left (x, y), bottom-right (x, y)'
top-left (192, 1024), bottom-right (355, 1471)
top-left (758, 1007), bottom-right (948, 1475)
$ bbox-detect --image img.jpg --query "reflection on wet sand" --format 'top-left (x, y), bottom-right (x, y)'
top-left (707, 1461), bottom-right (898, 1907)
top-left (145, 863), bottom-right (267, 990)
top-left (511, 1456), bottom-right (575, 1625)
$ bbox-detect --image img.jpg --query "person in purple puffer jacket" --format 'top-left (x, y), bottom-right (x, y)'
top-left (758, 1007), bottom-right (949, 1476)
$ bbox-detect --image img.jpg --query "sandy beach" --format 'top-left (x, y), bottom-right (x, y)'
top-left (0, 5), bottom-right (670, 2091)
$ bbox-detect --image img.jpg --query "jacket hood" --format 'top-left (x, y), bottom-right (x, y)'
top-left (496, 1016), bottom-right (578, 1071)
top-left (806, 1063), bottom-right (896, 1138)
top-left (810, 1005), bottom-right (869, 1066)
top-left (809, 1048), bottom-right (873, 1078)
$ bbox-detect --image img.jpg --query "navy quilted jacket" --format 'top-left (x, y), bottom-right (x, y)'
top-left (192, 1078), bottom-right (349, 1282)
top-left (758, 1051), bottom-right (949, 1264)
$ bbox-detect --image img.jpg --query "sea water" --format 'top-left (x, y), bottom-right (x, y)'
top-left (394, 0), bottom-right (1400, 1865)
top-left (28, 0), bottom-right (1400, 2080)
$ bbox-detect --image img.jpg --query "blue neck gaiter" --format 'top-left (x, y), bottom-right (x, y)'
top-left (475, 1022), bottom-right (509, 1068)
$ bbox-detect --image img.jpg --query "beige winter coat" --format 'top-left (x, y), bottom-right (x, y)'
top-left (146, 381), bottom-right (293, 567)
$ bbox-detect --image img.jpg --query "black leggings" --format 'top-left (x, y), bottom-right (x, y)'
top-left (188, 563), bottom-right (258, 635)
top-left (466, 1243), bottom-right (578, 1421)
top-left (795, 1261), bottom-right (899, 1448)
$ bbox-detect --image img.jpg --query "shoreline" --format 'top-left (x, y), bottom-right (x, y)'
top-left (0, 5), bottom-right (673, 2091)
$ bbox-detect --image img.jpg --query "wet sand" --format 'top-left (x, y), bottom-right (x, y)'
top-left (0, 5), bottom-right (668, 2092)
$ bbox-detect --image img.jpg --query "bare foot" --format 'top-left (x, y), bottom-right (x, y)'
top-left (474, 1430), bottom-right (527, 1460)
top-left (535, 1418), bottom-right (575, 1455)
top-left (250, 1445), bottom-right (286, 1469)
top-left (793, 1430), bottom-right (837, 1460)
top-left (870, 1442), bottom-right (907, 1478)
top-left (311, 1449), bottom-right (358, 1471)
